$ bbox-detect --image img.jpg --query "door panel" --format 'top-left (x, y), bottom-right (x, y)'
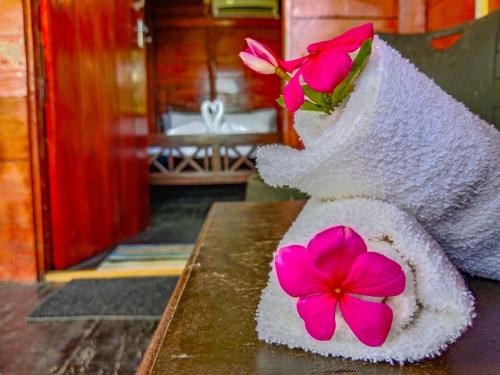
top-left (40, 0), bottom-right (149, 269)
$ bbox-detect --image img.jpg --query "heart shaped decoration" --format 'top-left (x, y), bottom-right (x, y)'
top-left (201, 99), bottom-right (225, 133)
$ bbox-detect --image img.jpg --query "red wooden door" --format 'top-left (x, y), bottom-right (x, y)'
top-left (40, 0), bottom-right (150, 269)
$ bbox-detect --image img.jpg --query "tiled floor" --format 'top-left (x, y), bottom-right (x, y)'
top-left (0, 184), bottom-right (246, 375)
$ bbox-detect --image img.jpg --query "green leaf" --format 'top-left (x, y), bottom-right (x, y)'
top-left (301, 85), bottom-right (323, 104)
top-left (299, 100), bottom-right (324, 112)
top-left (352, 38), bottom-right (372, 70)
top-left (278, 95), bottom-right (325, 112)
top-left (331, 39), bottom-right (372, 105)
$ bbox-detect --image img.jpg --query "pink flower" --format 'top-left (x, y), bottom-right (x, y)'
top-left (239, 38), bottom-right (282, 74)
top-left (275, 225), bottom-right (405, 346)
top-left (282, 23), bottom-right (374, 111)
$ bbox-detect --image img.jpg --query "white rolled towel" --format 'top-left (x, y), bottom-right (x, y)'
top-left (257, 37), bottom-right (500, 280)
top-left (256, 198), bottom-right (475, 363)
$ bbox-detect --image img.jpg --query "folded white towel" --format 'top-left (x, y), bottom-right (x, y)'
top-left (257, 37), bottom-right (500, 280)
top-left (256, 198), bottom-right (475, 363)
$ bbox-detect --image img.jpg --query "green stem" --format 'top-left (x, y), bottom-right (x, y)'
top-left (275, 67), bottom-right (291, 81)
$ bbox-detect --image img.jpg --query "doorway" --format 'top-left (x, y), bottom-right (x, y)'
top-left (38, 0), bottom-right (150, 270)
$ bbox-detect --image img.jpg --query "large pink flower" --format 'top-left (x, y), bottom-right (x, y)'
top-left (275, 225), bottom-right (405, 346)
top-left (282, 23), bottom-right (374, 111)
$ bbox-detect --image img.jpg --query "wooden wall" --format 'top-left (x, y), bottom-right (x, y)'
top-left (0, 0), bottom-right (151, 279)
top-left (149, 0), bottom-right (282, 132)
top-left (427, 0), bottom-right (475, 31)
top-left (0, 0), bottom-right (39, 281)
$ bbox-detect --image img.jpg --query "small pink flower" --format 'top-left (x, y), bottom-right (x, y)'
top-left (282, 23), bottom-right (374, 111)
top-left (275, 225), bottom-right (405, 346)
top-left (239, 38), bottom-right (282, 74)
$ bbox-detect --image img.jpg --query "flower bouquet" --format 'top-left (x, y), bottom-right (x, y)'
top-left (239, 23), bottom-right (500, 363)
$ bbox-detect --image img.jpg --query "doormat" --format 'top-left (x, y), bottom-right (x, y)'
top-left (28, 277), bottom-right (178, 321)
top-left (97, 244), bottom-right (193, 271)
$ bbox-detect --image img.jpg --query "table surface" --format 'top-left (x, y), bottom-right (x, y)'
top-left (137, 201), bottom-right (500, 375)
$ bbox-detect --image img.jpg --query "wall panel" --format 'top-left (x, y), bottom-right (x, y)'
top-left (427, 0), bottom-right (475, 32)
top-left (0, 97), bottom-right (30, 160)
top-left (150, 0), bottom-right (282, 132)
top-left (0, 0), bottom-right (38, 281)
top-left (0, 161), bottom-right (37, 280)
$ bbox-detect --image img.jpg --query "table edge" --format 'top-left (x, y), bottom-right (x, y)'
top-left (136, 203), bottom-right (219, 375)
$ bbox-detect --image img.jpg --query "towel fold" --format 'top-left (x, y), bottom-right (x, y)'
top-left (257, 37), bottom-right (500, 280)
top-left (256, 198), bottom-right (475, 363)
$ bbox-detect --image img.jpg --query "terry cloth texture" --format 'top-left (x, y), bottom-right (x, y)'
top-left (256, 198), bottom-right (475, 363)
top-left (28, 277), bottom-right (178, 321)
top-left (257, 37), bottom-right (500, 280)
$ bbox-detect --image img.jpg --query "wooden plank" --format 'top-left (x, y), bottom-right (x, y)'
top-left (150, 0), bottom-right (208, 19)
top-left (0, 160), bottom-right (37, 281)
top-left (0, 283), bottom-right (155, 373)
top-left (153, 17), bottom-right (281, 29)
top-left (0, 0), bottom-right (41, 281)
top-left (291, 0), bottom-right (398, 18)
top-left (0, 97), bottom-right (29, 160)
top-left (44, 267), bottom-right (184, 283)
top-left (149, 132), bottom-right (280, 146)
top-left (137, 201), bottom-right (500, 375)
top-left (0, 0), bottom-right (25, 35)
top-left (0, 161), bottom-right (33, 230)
top-left (427, 0), bottom-right (475, 32)
top-left (150, 171), bottom-right (253, 185)
top-left (23, 0), bottom-right (49, 279)
top-left (0, 34), bottom-right (27, 97)
top-left (398, 0), bottom-right (427, 34)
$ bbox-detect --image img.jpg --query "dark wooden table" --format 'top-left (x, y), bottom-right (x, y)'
top-left (137, 201), bottom-right (500, 375)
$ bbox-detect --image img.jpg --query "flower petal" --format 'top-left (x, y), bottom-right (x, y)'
top-left (307, 23), bottom-right (374, 53)
top-left (245, 37), bottom-right (278, 66)
top-left (342, 252), bottom-right (406, 297)
top-left (283, 73), bottom-right (305, 112)
top-left (275, 245), bottom-right (332, 297)
top-left (297, 293), bottom-right (337, 341)
top-left (239, 51), bottom-right (276, 74)
top-left (339, 294), bottom-right (393, 347)
top-left (279, 56), bottom-right (308, 72)
top-left (301, 50), bottom-right (352, 93)
top-left (308, 226), bottom-right (367, 284)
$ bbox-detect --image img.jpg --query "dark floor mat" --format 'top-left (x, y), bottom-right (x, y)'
top-left (28, 277), bottom-right (178, 321)
top-left (128, 184), bottom-right (246, 244)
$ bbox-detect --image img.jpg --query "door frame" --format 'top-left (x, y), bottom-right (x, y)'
top-left (24, 0), bottom-right (152, 277)
top-left (23, 0), bottom-right (53, 280)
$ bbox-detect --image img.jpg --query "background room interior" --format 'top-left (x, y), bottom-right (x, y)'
top-left (2, 0), bottom-right (498, 282)
top-left (0, 0), bottom-right (499, 374)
